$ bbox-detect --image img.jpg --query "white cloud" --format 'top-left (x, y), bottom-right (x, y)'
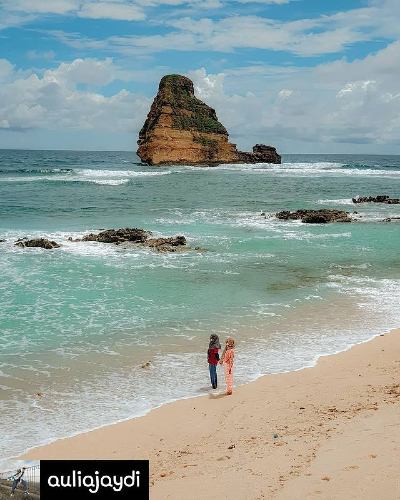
top-left (234, 0), bottom-right (291, 3)
top-left (78, 2), bottom-right (146, 21)
top-left (0, 58), bottom-right (150, 132)
top-left (278, 89), bottom-right (293, 99)
top-left (48, 1), bottom-right (399, 57)
top-left (2, 40), bottom-right (400, 151)
top-left (2, 0), bottom-right (78, 14)
top-left (0, 59), bottom-right (15, 82)
top-left (46, 58), bottom-right (117, 86)
top-left (26, 50), bottom-right (56, 60)
top-left (0, 0), bottom-right (146, 22)
top-left (187, 41), bottom-right (400, 149)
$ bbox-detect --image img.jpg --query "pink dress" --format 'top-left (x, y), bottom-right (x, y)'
top-left (223, 349), bottom-right (234, 394)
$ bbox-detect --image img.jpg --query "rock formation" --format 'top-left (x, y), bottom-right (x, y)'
top-left (82, 228), bottom-right (150, 244)
top-left (352, 195), bottom-right (399, 204)
top-left (276, 209), bottom-right (352, 223)
top-left (15, 238), bottom-right (61, 249)
top-left (79, 228), bottom-right (188, 252)
top-left (137, 74), bottom-right (281, 165)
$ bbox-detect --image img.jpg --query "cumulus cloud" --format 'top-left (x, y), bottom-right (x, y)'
top-left (0, 58), bottom-right (150, 132)
top-left (187, 41), bottom-right (400, 149)
top-left (1, 40), bottom-right (400, 151)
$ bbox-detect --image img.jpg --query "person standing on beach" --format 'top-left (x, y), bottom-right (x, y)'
top-left (220, 337), bottom-right (235, 395)
top-left (10, 467), bottom-right (29, 496)
top-left (208, 334), bottom-right (221, 389)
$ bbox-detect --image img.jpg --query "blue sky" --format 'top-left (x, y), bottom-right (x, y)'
top-left (0, 0), bottom-right (399, 152)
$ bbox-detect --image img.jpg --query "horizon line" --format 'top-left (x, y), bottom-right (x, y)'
top-left (1, 148), bottom-right (400, 156)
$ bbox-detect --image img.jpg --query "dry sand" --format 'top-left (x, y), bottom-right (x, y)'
top-left (24, 329), bottom-right (400, 499)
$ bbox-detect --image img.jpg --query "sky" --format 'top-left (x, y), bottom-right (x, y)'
top-left (0, 0), bottom-right (399, 153)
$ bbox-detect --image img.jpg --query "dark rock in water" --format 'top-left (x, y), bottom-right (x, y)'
top-left (383, 217), bottom-right (400, 222)
top-left (0, 239), bottom-right (5, 243)
top-left (146, 235), bottom-right (186, 252)
top-left (352, 195), bottom-right (400, 204)
top-left (15, 238), bottom-right (61, 249)
top-left (82, 228), bottom-right (151, 243)
top-left (77, 228), bottom-right (188, 252)
top-left (252, 144), bottom-right (281, 163)
top-left (276, 209), bottom-right (352, 223)
top-left (237, 145), bottom-right (281, 164)
top-left (137, 74), bottom-right (281, 165)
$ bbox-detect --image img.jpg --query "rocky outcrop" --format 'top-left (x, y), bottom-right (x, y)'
top-left (276, 209), bottom-right (353, 223)
top-left (352, 195), bottom-right (399, 204)
top-left (238, 145), bottom-right (281, 164)
top-left (146, 235), bottom-right (186, 251)
top-left (15, 238), bottom-right (61, 249)
top-left (82, 228), bottom-right (150, 244)
top-left (137, 74), bottom-right (281, 165)
top-left (383, 217), bottom-right (400, 222)
top-left (77, 228), bottom-right (188, 252)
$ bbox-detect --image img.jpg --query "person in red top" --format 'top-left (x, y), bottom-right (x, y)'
top-left (207, 334), bottom-right (221, 389)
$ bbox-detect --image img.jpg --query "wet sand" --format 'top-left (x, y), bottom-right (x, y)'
top-left (23, 328), bottom-right (400, 499)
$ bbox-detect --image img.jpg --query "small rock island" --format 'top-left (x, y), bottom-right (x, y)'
top-left (137, 74), bottom-right (281, 165)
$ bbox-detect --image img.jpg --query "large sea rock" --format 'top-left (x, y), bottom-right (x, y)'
top-left (137, 74), bottom-right (281, 165)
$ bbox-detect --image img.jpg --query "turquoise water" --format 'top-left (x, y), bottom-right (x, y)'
top-left (1, 150), bottom-right (399, 467)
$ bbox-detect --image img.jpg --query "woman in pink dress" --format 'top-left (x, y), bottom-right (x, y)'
top-left (220, 337), bottom-right (235, 395)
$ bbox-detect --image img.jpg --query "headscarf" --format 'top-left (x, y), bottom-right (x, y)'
top-left (209, 334), bottom-right (221, 349)
top-left (221, 336), bottom-right (235, 360)
top-left (226, 337), bottom-right (235, 349)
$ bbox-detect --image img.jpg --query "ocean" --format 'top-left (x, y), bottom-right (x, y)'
top-left (1, 150), bottom-right (399, 469)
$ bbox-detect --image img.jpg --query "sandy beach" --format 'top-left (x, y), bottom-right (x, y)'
top-left (23, 329), bottom-right (400, 499)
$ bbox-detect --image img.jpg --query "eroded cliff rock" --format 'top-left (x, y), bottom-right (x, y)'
top-left (137, 74), bottom-right (281, 165)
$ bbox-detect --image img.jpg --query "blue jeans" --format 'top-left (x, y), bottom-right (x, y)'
top-left (209, 363), bottom-right (217, 388)
top-left (12, 478), bottom-right (28, 493)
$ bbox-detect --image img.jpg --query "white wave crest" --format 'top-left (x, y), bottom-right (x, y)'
top-left (90, 179), bottom-right (129, 185)
top-left (317, 198), bottom-right (353, 205)
top-left (0, 168), bottom-right (172, 185)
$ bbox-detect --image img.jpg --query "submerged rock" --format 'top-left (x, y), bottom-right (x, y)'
top-left (15, 238), bottom-right (61, 249)
top-left (352, 195), bottom-right (400, 204)
top-left (137, 74), bottom-right (281, 165)
top-left (276, 209), bottom-right (352, 223)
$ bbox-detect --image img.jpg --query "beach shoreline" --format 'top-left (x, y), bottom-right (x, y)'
top-left (22, 327), bottom-right (400, 499)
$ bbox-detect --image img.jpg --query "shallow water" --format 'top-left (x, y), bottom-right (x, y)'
top-left (0, 150), bottom-right (399, 468)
